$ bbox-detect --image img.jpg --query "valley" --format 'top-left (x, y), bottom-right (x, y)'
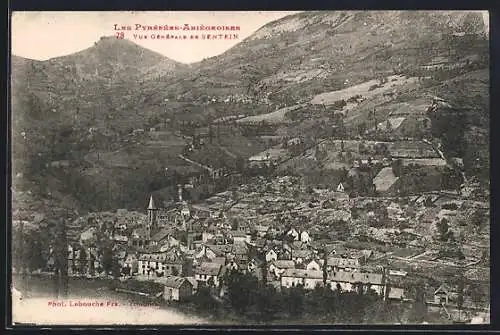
top-left (11, 11), bottom-right (490, 325)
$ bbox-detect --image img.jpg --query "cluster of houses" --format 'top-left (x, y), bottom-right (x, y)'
top-left (39, 168), bottom-right (488, 312)
top-left (50, 192), bottom-right (416, 303)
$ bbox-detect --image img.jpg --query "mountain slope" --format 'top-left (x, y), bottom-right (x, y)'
top-left (11, 37), bottom-right (191, 214)
top-left (149, 10), bottom-right (487, 106)
top-left (11, 36), bottom-right (188, 130)
top-left (11, 11), bottom-right (489, 216)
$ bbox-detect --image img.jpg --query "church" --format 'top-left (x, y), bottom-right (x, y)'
top-left (129, 186), bottom-right (202, 251)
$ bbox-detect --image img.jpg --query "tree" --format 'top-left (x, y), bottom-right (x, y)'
top-left (437, 218), bottom-right (451, 242)
top-left (231, 218), bottom-right (239, 231)
top-left (357, 122), bottom-right (367, 136)
top-left (250, 229), bottom-right (258, 241)
top-left (408, 282), bottom-right (427, 323)
top-left (89, 252), bottom-right (96, 276)
top-left (392, 159), bottom-right (403, 177)
top-left (194, 286), bottom-right (219, 315)
top-left (386, 119), bottom-right (393, 132)
top-left (469, 283), bottom-right (485, 307)
top-left (307, 285), bottom-right (328, 318)
top-left (224, 270), bottom-right (259, 316)
top-left (52, 217), bottom-right (69, 298)
top-left (78, 247), bottom-right (87, 274)
top-left (322, 251), bottom-right (328, 286)
top-left (252, 284), bottom-right (280, 322)
top-left (101, 246), bottom-right (118, 276)
top-left (456, 276), bottom-right (465, 320)
top-left (286, 285), bottom-right (305, 318)
top-left (470, 210), bottom-right (486, 232)
top-left (25, 231), bottom-right (45, 271)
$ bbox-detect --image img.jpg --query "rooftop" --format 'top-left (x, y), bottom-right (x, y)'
top-left (281, 269), bottom-right (323, 279)
top-left (271, 260), bottom-right (296, 269)
top-left (195, 262), bottom-right (222, 276)
top-left (328, 271), bottom-right (383, 285)
top-left (153, 276), bottom-right (190, 289)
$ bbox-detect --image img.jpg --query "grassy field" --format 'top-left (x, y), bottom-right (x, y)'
top-left (236, 104), bottom-right (304, 124)
top-left (310, 75), bottom-right (419, 106)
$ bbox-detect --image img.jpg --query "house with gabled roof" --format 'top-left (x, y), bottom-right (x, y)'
top-left (150, 228), bottom-right (171, 245)
top-left (336, 182), bottom-right (345, 192)
top-left (286, 228), bottom-right (300, 241)
top-left (434, 283), bottom-right (455, 305)
top-left (162, 246), bottom-right (187, 276)
top-left (306, 260), bottom-right (321, 271)
top-left (323, 256), bottom-right (361, 272)
top-left (266, 249), bottom-right (278, 263)
top-left (230, 230), bottom-right (251, 243)
top-left (327, 271), bottom-right (385, 295)
top-left (268, 259), bottom-right (295, 279)
top-left (291, 249), bottom-right (314, 265)
top-left (300, 231), bottom-right (312, 244)
top-left (154, 276), bottom-right (193, 301)
top-left (281, 269), bottom-right (324, 290)
top-left (194, 244), bottom-right (218, 261)
top-left (137, 251), bottom-right (167, 276)
top-left (123, 252), bottom-right (138, 275)
top-left (195, 262), bottom-right (224, 287)
top-left (256, 224), bottom-right (270, 237)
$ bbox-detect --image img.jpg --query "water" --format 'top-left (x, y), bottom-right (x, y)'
top-left (11, 274), bottom-right (209, 325)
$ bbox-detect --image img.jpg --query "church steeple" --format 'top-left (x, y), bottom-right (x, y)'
top-left (146, 195), bottom-right (158, 239)
top-left (148, 195), bottom-right (157, 210)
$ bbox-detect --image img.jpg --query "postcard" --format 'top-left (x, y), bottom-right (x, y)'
top-left (10, 10), bottom-right (490, 326)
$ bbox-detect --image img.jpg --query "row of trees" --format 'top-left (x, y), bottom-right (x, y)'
top-left (188, 270), bottom-right (427, 324)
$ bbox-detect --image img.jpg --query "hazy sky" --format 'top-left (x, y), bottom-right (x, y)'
top-left (11, 11), bottom-right (489, 64)
top-left (11, 11), bottom-right (300, 64)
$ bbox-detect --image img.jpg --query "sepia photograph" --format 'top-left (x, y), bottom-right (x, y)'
top-left (10, 10), bottom-right (490, 326)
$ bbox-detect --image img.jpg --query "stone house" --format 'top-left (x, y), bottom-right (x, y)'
top-left (280, 269), bottom-right (324, 290)
top-left (154, 276), bottom-right (194, 301)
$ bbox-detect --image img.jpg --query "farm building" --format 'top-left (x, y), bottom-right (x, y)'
top-left (154, 276), bottom-right (194, 301)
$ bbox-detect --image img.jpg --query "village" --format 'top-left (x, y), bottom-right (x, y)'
top-left (26, 151), bottom-right (488, 324)
top-left (12, 87), bottom-right (490, 323)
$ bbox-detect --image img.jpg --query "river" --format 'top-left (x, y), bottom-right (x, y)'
top-left (11, 274), bottom-right (210, 325)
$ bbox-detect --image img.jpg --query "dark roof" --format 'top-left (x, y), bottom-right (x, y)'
top-left (292, 249), bottom-right (314, 258)
top-left (232, 243), bottom-right (248, 255)
top-left (164, 248), bottom-right (184, 264)
top-left (282, 269), bottom-right (323, 279)
top-left (138, 252), bottom-right (167, 261)
top-left (434, 284), bottom-right (452, 294)
top-left (292, 241), bottom-right (306, 249)
top-left (328, 271), bottom-right (383, 285)
top-left (142, 244), bottom-right (163, 253)
top-left (151, 228), bottom-right (173, 242)
top-left (271, 260), bottom-right (295, 269)
top-left (212, 257), bottom-right (227, 265)
top-left (195, 262), bottom-right (222, 276)
top-left (154, 276), bottom-right (191, 289)
top-left (133, 227), bottom-right (149, 239)
top-left (327, 257), bottom-right (361, 268)
top-left (230, 230), bottom-right (248, 238)
top-left (205, 244), bottom-right (232, 256)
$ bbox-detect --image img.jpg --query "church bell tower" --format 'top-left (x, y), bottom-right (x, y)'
top-left (146, 195), bottom-right (158, 239)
